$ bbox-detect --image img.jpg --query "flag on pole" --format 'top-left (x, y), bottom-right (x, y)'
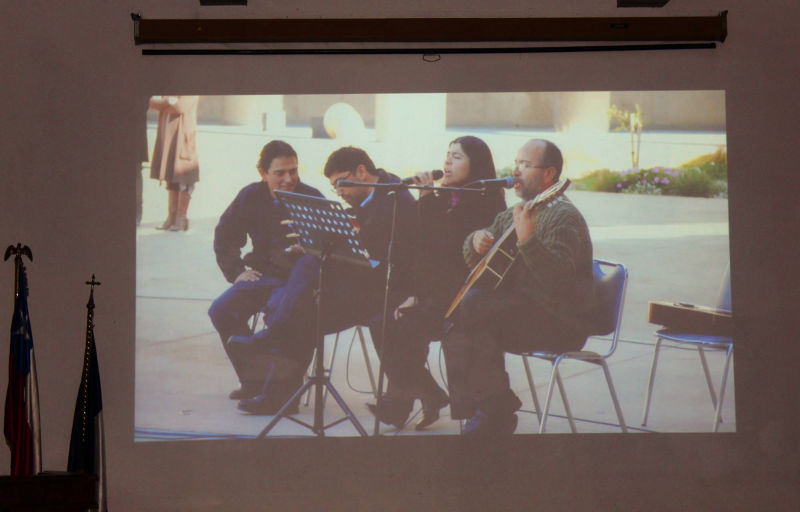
top-left (3, 244), bottom-right (41, 476)
top-left (68, 275), bottom-right (107, 511)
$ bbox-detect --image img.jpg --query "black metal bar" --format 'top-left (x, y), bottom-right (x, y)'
top-left (133, 13), bottom-right (728, 45)
top-left (142, 42), bottom-right (715, 56)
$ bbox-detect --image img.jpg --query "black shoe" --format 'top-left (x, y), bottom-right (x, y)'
top-left (463, 409), bottom-right (518, 436)
top-left (366, 399), bottom-right (412, 429)
top-left (238, 393), bottom-right (300, 415)
top-left (228, 381), bottom-right (261, 400)
top-left (415, 391), bottom-right (450, 431)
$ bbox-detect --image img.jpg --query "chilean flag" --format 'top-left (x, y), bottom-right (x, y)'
top-left (4, 264), bottom-right (41, 475)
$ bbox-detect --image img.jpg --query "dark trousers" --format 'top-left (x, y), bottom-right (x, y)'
top-left (367, 304), bottom-right (447, 404)
top-left (443, 287), bottom-right (584, 419)
top-left (247, 254), bottom-right (393, 368)
top-left (208, 275), bottom-right (284, 383)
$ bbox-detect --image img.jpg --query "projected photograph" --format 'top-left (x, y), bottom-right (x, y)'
top-left (136, 91), bottom-right (731, 440)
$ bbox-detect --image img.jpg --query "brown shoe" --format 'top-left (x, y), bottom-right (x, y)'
top-left (156, 189), bottom-right (178, 230)
top-left (169, 190), bottom-right (191, 231)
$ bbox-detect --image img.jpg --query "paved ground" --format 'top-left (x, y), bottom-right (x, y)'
top-left (135, 125), bottom-right (732, 439)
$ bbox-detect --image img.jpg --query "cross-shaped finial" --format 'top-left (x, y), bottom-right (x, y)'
top-left (85, 274), bottom-right (102, 290)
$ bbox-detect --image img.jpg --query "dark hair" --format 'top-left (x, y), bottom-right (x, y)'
top-left (537, 139), bottom-right (564, 180)
top-left (450, 135), bottom-right (497, 182)
top-left (257, 140), bottom-right (297, 171)
top-left (323, 146), bottom-right (378, 178)
top-left (450, 135), bottom-right (506, 210)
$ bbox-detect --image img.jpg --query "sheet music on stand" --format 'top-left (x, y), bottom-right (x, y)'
top-left (275, 190), bottom-right (378, 269)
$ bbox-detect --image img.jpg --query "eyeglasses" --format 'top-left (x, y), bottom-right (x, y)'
top-left (513, 160), bottom-right (547, 171)
top-left (330, 172), bottom-right (354, 192)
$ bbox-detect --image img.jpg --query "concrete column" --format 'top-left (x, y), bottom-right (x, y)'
top-left (375, 93), bottom-right (446, 142)
top-left (221, 95), bottom-right (286, 131)
top-left (552, 91), bottom-right (611, 132)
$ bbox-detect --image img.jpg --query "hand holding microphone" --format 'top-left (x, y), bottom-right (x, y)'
top-left (404, 170), bottom-right (444, 197)
top-left (336, 170), bottom-right (444, 189)
top-left (402, 169), bottom-right (444, 185)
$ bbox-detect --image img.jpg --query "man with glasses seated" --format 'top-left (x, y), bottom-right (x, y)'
top-left (443, 139), bottom-right (595, 436)
top-left (208, 140), bottom-right (324, 402)
top-left (228, 146), bottom-right (417, 415)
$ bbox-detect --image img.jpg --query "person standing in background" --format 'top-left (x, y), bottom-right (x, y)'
top-left (148, 95), bottom-right (200, 231)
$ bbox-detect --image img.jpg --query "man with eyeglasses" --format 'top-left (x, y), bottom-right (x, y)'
top-left (228, 146), bottom-right (417, 415)
top-left (443, 139), bottom-right (594, 436)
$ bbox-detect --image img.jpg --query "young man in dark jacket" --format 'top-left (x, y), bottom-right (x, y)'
top-left (229, 146), bottom-right (417, 415)
top-left (208, 140), bottom-right (323, 400)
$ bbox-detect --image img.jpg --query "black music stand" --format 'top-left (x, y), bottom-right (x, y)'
top-left (257, 191), bottom-right (374, 438)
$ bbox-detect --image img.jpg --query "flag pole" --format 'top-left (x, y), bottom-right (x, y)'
top-left (3, 242), bottom-right (41, 476)
top-left (68, 274), bottom-right (107, 512)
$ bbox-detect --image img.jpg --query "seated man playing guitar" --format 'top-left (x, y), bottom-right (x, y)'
top-left (443, 139), bottom-right (595, 436)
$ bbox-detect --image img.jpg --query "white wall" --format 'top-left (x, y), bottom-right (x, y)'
top-left (1, 1), bottom-right (799, 511)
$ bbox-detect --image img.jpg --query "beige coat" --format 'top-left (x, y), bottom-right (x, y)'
top-left (149, 95), bottom-right (200, 186)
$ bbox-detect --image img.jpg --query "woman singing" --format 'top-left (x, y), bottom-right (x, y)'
top-left (368, 135), bottom-right (507, 430)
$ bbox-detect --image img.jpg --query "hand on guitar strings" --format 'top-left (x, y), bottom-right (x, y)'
top-left (472, 229), bottom-right (495, 255)
top-left (512, 203), bottom-right (538, 244)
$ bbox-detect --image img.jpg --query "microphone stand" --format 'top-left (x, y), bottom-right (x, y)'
top-left (337, 179), bottom-right (501, 436)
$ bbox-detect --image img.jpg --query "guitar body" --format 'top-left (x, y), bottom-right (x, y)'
top-left (444, 226), bottom-right (518, 318)
top-left (444, 178), bottom-right (571, 319)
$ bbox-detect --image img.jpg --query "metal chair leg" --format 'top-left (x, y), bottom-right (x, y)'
top-left (697, 346), bottom-right (719, 413)
top-left (249, 311), bottom-right (263, 335)
top-left (521, 356), bottom-right (542, 423)
top-left (539, 355), bottom-right (570, 433)
top-left (712, 344), bottom-right (733, 432)
top-left (641, 337), bottom-right (663, 426)
top-left (600, 360), bottom-right (628, 432)
top-left (554, 364), bottom-right (577, 433)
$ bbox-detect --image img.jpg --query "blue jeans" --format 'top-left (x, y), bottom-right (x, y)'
top-left (208, 275), bottom-right (284, 382)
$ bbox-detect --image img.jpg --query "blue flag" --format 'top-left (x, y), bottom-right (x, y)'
top-left (68, 282), bottom-right (107, 511)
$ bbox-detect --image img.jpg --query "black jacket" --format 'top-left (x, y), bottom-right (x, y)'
top-left (414, 189), bottom-right (506, 314)
top-left (213, 181), bottom-right (324, 283)
top-left (350, 170), bottom-right (417, 297)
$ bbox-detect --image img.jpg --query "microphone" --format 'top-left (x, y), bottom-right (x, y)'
top-left (336, 170), bottom-right (444, 188)
top-left (467, 177), bottom-right (515, 189)
top-left (401, 169), bottom-right (444, 185)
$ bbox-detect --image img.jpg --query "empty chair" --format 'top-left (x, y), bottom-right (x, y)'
top-left (641, 266), bottom-right (733, 432)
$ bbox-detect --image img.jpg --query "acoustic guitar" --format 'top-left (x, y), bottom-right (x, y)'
top-left (648, 301), bottom-right (733, 336)
top-left (444, 178), bottom-right (571, 319)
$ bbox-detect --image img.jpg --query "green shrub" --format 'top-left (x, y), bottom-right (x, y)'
top-left (682, 147), bottom-right (727, 168)
top-left (660, 166), bottom-right (724, 198)
top-left (572, 169), bottom-right (622, 192)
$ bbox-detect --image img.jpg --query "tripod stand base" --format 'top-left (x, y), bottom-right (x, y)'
top-left (257, 374), bottom-right (368, 438)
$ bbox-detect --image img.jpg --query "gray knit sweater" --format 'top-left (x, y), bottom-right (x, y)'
top-left (463, 196), bottom-right (594, 334)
